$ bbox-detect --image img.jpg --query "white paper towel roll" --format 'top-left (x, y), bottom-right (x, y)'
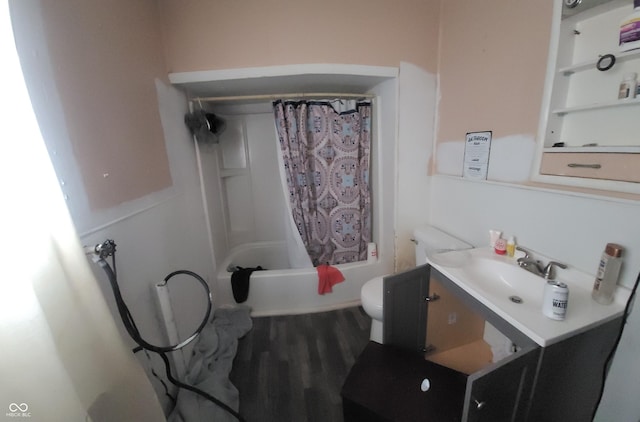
top-left (154, 284), bottom-right (186, 379)
top-left (367, 242), bottom-right (378, 262)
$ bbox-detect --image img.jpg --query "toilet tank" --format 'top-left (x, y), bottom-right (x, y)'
top-left (413, 226), bottom-right (472, 265)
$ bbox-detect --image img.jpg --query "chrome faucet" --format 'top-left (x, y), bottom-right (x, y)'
top-left (542, 261), bottom-right (568, 279)
top-left (516, 246), bottom-right (567, 279)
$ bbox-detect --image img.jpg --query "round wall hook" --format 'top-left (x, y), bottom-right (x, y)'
top-left (596, 54), bottom-right (616, 72)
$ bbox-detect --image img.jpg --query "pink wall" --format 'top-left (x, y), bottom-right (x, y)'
top-left (32, 0), bottom-right (172, 210)
top-left (158, 0), bottom-right (441, 74)
top-left (161, 0), bottom-right (555, 182)
top-left (20, 0), bottom-right (557, 207)
top-left (436, 1), bottom-right (553, 145)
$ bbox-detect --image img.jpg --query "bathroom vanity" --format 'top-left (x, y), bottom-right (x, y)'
top-left (341, 248), bottom-right (627, 422)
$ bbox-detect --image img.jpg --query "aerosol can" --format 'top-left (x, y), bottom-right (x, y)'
top-left (542, 262), bottom-right (569, 321)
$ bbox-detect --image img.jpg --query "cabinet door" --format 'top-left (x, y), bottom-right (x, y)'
top-left (428, 268), bottom-right (540, 422)
top-left (462, 344), bottom-right (539, 422)
top-left (382, 264), bottom-right (429, 352)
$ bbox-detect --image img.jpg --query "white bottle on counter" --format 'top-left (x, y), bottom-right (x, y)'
top-left (592, 243), bottom-right (624, 305)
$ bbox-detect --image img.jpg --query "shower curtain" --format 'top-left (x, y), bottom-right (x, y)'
top-left (273, 99), bottom-right (372, 266)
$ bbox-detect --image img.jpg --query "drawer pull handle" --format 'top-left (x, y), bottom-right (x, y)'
top-left (567, 163), bottom-right (601, 169)
top-left (425, 293), bottom-right (440, 302)
top-left (423, 344), bottom-right (436, 354)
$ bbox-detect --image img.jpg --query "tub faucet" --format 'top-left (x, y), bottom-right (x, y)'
top-left (516, 246), bottom-right (567, 278)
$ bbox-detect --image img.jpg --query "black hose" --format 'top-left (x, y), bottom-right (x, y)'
top-left (96, 254), bottom-right (245, 422)
top-left (591, 269), bottom-right (640, 421)
top-left (98, 261), bottom-right (213, 353)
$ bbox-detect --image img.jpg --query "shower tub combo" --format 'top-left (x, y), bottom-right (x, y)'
top-left (217, 241), bottom-right (385, 316)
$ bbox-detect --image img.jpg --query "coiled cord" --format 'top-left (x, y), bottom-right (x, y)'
top-left (94, 242), bottom-right (245, 422)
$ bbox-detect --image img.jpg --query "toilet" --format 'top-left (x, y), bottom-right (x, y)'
top-left (361, 276), bottom-right (384, 343)
top-left (360, 225), bottom-right (472, 343)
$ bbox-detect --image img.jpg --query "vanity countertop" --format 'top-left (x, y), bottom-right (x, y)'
top-left (428, 247), bottom-right (629, 347)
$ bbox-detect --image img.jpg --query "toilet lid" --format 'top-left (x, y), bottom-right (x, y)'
top-left (361, 276), bottom-right (384, 309)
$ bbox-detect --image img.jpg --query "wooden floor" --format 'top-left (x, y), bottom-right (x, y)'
top-left (230, 306), bottom-right (371, 422)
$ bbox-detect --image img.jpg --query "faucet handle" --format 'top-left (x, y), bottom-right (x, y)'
top-left (515, 246), bottom-right (530, 260)
top-left (544, 261), bottom-right (567, 279)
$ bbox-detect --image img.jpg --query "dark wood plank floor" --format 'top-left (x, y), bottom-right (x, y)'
top-left (230, 306), bottom-right (371, 422)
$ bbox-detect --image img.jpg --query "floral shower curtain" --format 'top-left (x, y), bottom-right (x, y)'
top-left (273, 99), bottom-right (372, 266)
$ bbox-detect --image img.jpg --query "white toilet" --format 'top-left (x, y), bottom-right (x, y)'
top-left (360, 225), bottom-right (472, 343)
top-left (361, 275), bottom-right (385, 343)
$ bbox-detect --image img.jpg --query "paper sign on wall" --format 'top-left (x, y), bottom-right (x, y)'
top-left (463, 131), bottom-right (492, 180)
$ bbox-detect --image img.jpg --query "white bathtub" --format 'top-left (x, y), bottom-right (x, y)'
top-left (217, 241), bottom-right (388, 316)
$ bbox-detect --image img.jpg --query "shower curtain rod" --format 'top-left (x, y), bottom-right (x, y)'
top-left (191, 92), bottom-right (375, 103)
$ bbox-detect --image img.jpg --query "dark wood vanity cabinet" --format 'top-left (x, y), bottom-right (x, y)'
top-left (341, 264), bottom-right (622, 422)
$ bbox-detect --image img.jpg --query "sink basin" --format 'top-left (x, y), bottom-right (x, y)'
top-left (428, 247), bottom-right (629, 346)
top-left (463, 255), bottom-right (545, 307)
top-left (430, 247), bottom-right (545, 311)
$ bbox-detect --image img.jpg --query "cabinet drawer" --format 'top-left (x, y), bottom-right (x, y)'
top-left (540, 152), bottom-right (640, 183)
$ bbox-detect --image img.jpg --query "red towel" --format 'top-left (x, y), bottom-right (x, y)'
top-left (317, 264), bottom-right (345, 295)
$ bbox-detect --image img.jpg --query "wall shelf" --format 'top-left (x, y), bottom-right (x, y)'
top-left (558, 49), bottom-right (640, 75)
top-left (219, 168), bottom-right (247, 178)
top-left (543, 145), bottom-right (640, 153)
top-left (552, 97), bottom-right (640, 115)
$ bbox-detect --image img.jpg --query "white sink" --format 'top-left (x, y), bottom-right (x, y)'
top-left (464, 254), bottom-right (545, 307)
top-left (428, 247), bottom-right (629, 346)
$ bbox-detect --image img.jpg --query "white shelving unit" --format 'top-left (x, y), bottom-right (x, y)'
top-left (552, 47), bottom-right (640, 115)
top-left (558, 48), bottom-right (640, 75)
top-left (543, 0), bottom-right (640, 146)
top-left (552, 97), bottom-right (640, 115)
top-left (534, 0), bottom-right (640, 192)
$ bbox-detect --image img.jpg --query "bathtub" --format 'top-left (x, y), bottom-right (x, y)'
top-left (217, 241), bottom-right (388, 316)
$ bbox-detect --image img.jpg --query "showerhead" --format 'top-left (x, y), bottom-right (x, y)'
top-left (184, 110), bottom-right (226, 145)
